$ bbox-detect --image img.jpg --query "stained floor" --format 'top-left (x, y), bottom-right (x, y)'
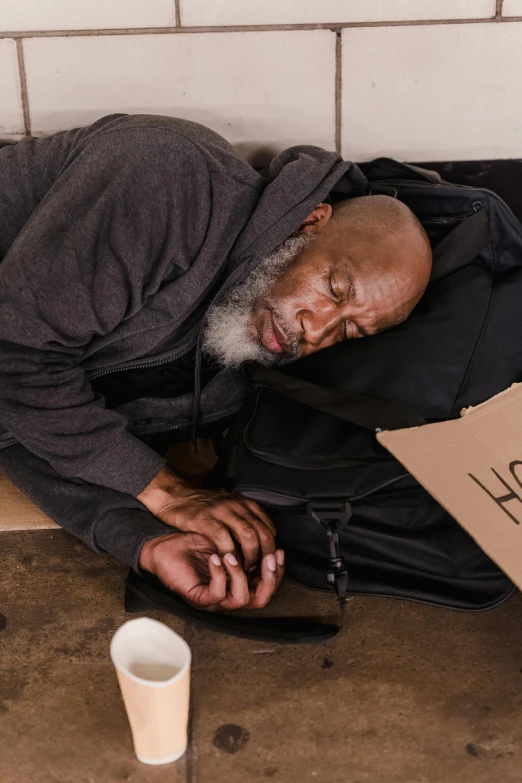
top-left (1, 529), bottom-right (522, 783)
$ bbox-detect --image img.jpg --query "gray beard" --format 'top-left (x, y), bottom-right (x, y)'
top-left (202, 234), bottom-right (313, 368)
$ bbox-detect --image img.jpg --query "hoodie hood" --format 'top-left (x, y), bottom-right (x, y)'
top-left (227, 145), bottom-right (368, 284)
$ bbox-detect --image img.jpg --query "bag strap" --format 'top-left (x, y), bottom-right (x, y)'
top-left (430, 206), bottom-right (489, 283)
top-left (361, 157), bottom-right (442, 184)
top-left (125, 569), bottom-right (340, 644)
top-left (245, 365), bottom-right (425, 431)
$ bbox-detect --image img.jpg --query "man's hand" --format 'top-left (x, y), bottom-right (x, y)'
top-left (139, 532), bottom-right (285, 611)
top-left (137, 465), bottom-right (277, 571)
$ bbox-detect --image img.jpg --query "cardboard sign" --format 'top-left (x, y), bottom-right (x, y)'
top-left (377, 384), bottom-right (522, 591)
top-left (0, 470), bottom-right (58, 531)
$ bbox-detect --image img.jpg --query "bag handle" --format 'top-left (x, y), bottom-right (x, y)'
top-left (244, 365), bottom-right (425, 431)
top-left (361, 157), bottom-right (443, 184)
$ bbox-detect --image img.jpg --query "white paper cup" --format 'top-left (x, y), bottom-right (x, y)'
top-left (110, 617), bottom-right (191, 764)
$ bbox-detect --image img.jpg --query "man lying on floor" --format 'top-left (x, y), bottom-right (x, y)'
top-left (0, 114), bottom-right (432, 612)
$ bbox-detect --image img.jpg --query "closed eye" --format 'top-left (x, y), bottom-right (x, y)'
top-left (328, 274), bottom-right (340, 300)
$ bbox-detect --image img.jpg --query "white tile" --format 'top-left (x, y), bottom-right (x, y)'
top-left (180, 0), bottom-right (495, 26)
top-left (503, 0), bottom-right (522, 15)
top-left (0, 0), bottom-right (176, 32)
top-left (0, 39), bottom-right (24, 138)
top-left (24, 31), bottom-right (336, 153)
top-left (342, 22), bottom-right (522, 162)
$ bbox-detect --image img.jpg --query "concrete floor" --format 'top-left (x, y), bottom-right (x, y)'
top-left (1, 529), bottom-right (522, 783)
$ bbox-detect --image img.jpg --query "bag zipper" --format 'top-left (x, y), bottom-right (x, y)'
top-left (244, 432), bottom-right (386, 470)
top-left (242, 390), bottom-right (388, 470)
top-left (236, 472), bottom-right (411, 510)
top-left (285, 571), bottom-right (517, 611)
top-left (385, 177), bottom-right (522, 230)
top-left (421, 202), bottom-right (484, 226)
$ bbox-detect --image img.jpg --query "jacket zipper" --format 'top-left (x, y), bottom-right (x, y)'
top-left (0, 262), bottom-right (253, 447)
top-left (0, 343), bottom-right (199, 447)
top-left (0, 347), bottom-right (238, 447)
top-left (84, 256), bottom-right (252, 384)
top-left (88, 342), bottom-right (197, 382)
top-left (89, 260), bottom-right (251, 393)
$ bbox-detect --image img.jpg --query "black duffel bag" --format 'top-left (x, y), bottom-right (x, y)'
top-left (127, 160), bottom-right (521, 641)
top-left (216, 160), bottom-right (522, 613)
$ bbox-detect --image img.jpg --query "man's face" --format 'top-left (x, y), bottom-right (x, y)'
top-left (249, 220), bottom-right (429, 362)
top-left (203, 202), bottom-right (431, 368)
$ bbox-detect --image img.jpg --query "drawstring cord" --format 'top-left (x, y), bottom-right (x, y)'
top-left (190, 327), bottom-right (204, 451)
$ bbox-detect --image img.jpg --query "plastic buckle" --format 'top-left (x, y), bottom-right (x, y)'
top-left (308, 501), bottom-right (352, 601)
top-left (307, 500), bottom-right (352, 533)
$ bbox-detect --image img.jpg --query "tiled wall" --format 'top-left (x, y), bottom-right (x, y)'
top-left (1, 0), bottom-right (521, 162)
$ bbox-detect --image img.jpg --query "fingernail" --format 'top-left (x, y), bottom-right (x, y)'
top-left (267, 554), bottom-right (277, 572)
top-left (276, 550), bottom-right (285, 567)
top-left (210, 554), bottom-right (221, 567)
top-left (225, 552), bottom-right (238, 566)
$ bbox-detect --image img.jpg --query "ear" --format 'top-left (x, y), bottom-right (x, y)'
top-left (298, 202), bottom-right (333, 234)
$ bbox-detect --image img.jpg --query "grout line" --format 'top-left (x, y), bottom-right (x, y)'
top-left (335, 30), bottom-right (342, 154)
top-left (15, 39), bottom-right (31, 136)
top-left (1, 16), bottom-right (522, 38)
top-left (496, 0), bottom-right (504, 17)
top-left (175, 0), bottom-right (181, 28)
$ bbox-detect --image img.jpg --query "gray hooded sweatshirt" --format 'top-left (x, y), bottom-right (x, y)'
top-left (0, 113), bottom-right (365, 568)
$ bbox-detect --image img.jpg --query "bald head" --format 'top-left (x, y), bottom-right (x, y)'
top-left (303, 194), bottom-right (433, 333)
top-left (331, 194), bottom-right (432, 267)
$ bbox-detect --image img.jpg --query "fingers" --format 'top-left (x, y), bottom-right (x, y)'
top-left (186, 509), bottom-right (274, 570)
top-left (249, 549), bottom-right (285, 609)
top-left (240, 498), bottom-right (277, 536)
top-left (154, 488), bottom-right (276, 573)
top-left (215, 510), bottom-right (275, 571)
top-left (214, 552), bottom-right (250, 610)
top-left (197, 548), bottom-right (285, 613)
top-left (191, 518), bottom-right (236, 558)
top-left (186, 552), bottom-right (227, 607)
top-left (152, 532), bottom-right (282, 614)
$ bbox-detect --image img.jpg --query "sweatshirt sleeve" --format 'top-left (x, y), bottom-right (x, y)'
top-left (0, 129), bottom-right (206, 495)
top-left (0, 441), bottom-right (171, 571)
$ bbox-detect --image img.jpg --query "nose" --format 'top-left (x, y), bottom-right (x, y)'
top-left (299, 304), bottom-right (341, 352)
